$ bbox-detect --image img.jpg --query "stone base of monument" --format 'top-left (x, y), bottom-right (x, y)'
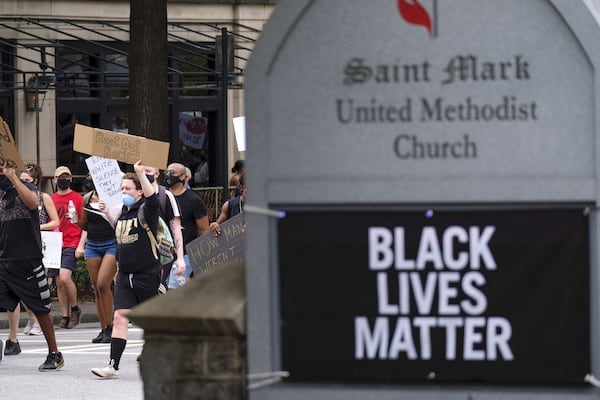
top-left (128, 262), bottom-right (246, 400)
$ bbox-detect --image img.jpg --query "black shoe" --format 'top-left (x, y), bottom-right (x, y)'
top-left (101, 326), bottom-right (112, 344)
top-left (39, 351), bottom-right (64, 371)
top-left (91, 330), bottom-right (104, 344)
top-left (4, 340), bottom-right (21, 356)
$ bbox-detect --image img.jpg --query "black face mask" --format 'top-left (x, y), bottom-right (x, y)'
top-left (146, 174), bottom-right (155, 184)
top-left (163, 175), bottom-right (181, 188)
top-left (56, 178), bottom-right (71, 190)
top-left (83, 178), bottom-right (95, 192)
top-left (0, 175), bottom-right (13, 191)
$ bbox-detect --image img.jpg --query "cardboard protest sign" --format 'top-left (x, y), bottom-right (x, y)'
top-left (0, 116), bottom-right (24, 170)
top-left (41, 231), bottom-right (63, 269)
top-left (186, 213), bottom-right (246, 274)
top-left (73, 123), bottom-right (170, 169)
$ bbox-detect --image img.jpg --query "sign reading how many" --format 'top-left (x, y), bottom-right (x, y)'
top-left (186, 213), bottom-right (246, 274)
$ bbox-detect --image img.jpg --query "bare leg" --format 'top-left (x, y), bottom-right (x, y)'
top-left (36, 314), bottom-right (59, 353)
top-left (97, 255), bottom-right (117, 327)
top-left (112, 309), bottom-right (129, 340)
top-left (7, 306), bottom-right (20, 342)
top-left (86, 257), bottom-right (104, 326)
top-left (56, 268), bottom-right (69, 319)
top-left (57, 268), bottom-right (78, 316)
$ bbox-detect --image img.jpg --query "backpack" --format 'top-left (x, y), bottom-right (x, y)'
top-left (139, 204), bottom-right (175, 265)
top-left (156, 185), bottom-right (168, 217)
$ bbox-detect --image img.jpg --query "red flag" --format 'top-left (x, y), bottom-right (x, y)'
top-left (398, 0), bottom-right (433, 36)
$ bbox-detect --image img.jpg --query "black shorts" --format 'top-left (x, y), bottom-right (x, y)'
top-left (0, 259), bottom-right (51, 316)
top-left (114, 270), bottom-right (160, 310)
top-left (47, 247), bottom-right (78, 277)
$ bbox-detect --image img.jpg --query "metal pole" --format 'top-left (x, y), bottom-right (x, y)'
top-left (219, 27), bottom-right (229, 194)
top-left (35, 85), bottom-right (40, 165)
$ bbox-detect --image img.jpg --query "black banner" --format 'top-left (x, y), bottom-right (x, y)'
top-left (277, 208), bottom-right (590, 384)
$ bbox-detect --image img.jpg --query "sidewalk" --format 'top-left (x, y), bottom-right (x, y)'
top-left (0, 301), bottom-right (98, 330)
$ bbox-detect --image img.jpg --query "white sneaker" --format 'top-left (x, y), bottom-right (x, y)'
top-left (23, 319), bottom-right (33, 335)
top-left (91, 365), bottom-right (119, 379)
top-left (28, 324), bottom-right (42, 336)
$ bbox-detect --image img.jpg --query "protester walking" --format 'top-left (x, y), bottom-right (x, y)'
top-left (51, 166), bottom-right (85, 329)
top-left (91, 161), bottom-right (161, 379)
top-left (13, 164), bottom-right (60, 338)
top-left (4, 164), bottom-right (61, 355)
top-left (78, 174), bottom-right (117, 343)
top-left (143, 165), bottom-right (185, 292)
top-left (0, 162), bottom-right (64, 371)
top-left (163, 162), bottom-right (209, 288)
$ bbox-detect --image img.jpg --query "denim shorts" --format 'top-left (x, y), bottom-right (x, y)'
top-left (85, 238), bottom-right (117, 260)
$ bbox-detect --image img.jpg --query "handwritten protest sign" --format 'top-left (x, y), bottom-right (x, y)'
top-left (186, 213), bottom-right (246, 274)
top-left (0, 116), bottom-right (24, 170)
top-left (41, 231), bottom-right (63, 269)
top-left (85, 156), bottom-right (123, 209)
top-left (73, 123), bottom-right (170, 169)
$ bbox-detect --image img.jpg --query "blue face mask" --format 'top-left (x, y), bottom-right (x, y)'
top-left (122, 193), bottom-right (136, 207)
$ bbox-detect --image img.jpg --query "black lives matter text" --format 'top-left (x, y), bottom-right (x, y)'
top-left (354, 226), bottom-right (514, 361)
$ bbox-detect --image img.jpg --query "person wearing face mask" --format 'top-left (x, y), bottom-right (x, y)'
top-left (163, 162), bottom-right (209, 288)
top-left (78, 173), bottom-right (117, 344)
top-left (142, 166), bottom-right (185, 293)
top-left (0, 162), bottom-right (64, 371)
top-left (5, 165), bottom-right (61, 349)
top-left (50, 166), bottom-right (85, 330)
top-left (91, 160), bottom-right (161, 379)
top-left (3, 164), bottom-right (62, 358)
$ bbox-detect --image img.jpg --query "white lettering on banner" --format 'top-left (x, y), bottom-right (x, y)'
top-left (377, 271), bottom-right (487, 315)
top-left (354, 316), bottom-right (514, 361)
top-left (357, 224), bottom-right (513, 361)
top-left (368, 226), bottom-right (497, 270)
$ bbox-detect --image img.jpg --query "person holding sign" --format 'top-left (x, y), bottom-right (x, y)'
top-left (4, 164), bottom-right (61, 356)
top-left (91, 160), bottom-right (161, 379)
top-left (0, 162), bottom-right (64, 371)
top-left (11, 165), bottom-right (60, 339)
top-left (210, 175), bottom-right (246, 236)
top-left (78, 174), bottom-right (117, 344)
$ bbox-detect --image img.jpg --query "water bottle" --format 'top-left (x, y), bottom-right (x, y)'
top-left (172, 264), bottom-right (187, 287)
top-left (68, 200), bottom-right (78, 223)
top-left (176, 276), bottom-right (187, 287)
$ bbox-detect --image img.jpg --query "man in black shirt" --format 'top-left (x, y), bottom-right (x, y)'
top-left (0, 163), bottom-right (64, 371)
top-left (163, 162), bottom-right (209, 288)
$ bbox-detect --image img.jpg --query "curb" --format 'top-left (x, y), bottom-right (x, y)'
top-left (0, 301), bottom-right (99, 330)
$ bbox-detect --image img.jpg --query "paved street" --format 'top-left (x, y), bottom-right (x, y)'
top-left (0, 322), bottom-right (145, 399)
